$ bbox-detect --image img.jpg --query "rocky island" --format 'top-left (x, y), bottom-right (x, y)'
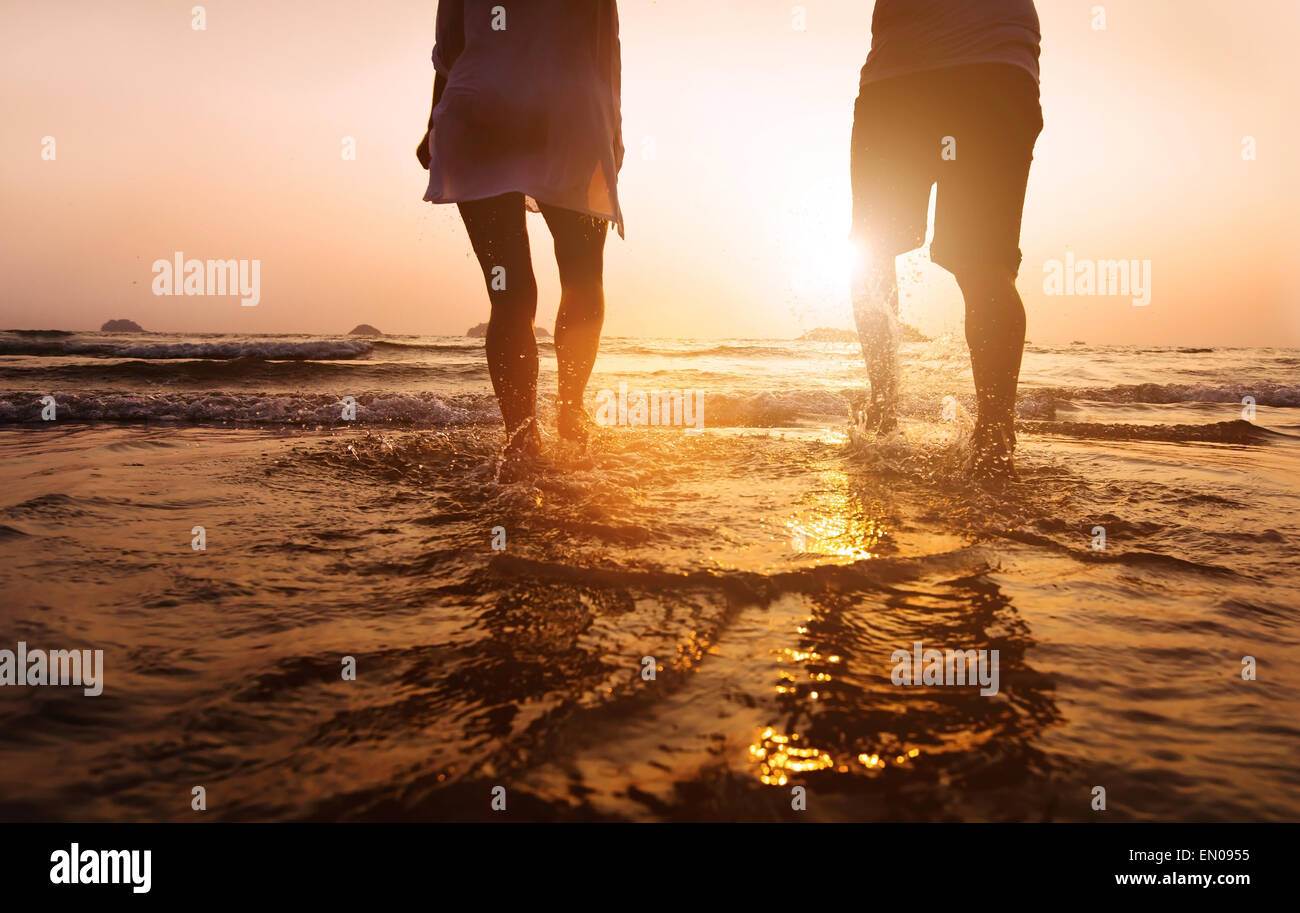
top-left (100, 319), bottom-right (145, 333)
top-left (466, 322), bottom-right (551, 338)
top-left (799, 325), bottom-right (929, 343)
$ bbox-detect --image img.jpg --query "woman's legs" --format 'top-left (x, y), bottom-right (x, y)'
top-left (539, 203), bottom-right (608, 440)
top-left (457, 193), bottom-right (541, 456)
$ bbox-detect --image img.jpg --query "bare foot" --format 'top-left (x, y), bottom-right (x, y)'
top-left (969, 420), bottom-right (1016, 483)
top-left (557, 406), bottom-right (597, 445)
top-left (855, 397), bottom-right (898, 435)
top-left (505, 417), bottom-right (542, 458)
top-left (497, 418), bottom-right (542, 482)
top-left (496, 453), bottom-right (537, 485)
top-left (875, 400), bottom-right (899, 434)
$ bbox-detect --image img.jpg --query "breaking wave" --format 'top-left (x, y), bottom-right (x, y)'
top-left (0, 339), bottom-right (375, 360)
top-left (1028, 382), bottom-right (1300, 408)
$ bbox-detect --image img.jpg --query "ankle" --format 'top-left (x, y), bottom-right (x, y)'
top-left (504, 416), bottom-right (541, 458)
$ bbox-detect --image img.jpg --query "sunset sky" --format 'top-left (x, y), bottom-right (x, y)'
top-left (2, 0), bottom-right (1297, 345)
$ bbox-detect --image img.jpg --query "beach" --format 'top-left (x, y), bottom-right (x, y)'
top-left (1, 330), bottom-right (1298, 821)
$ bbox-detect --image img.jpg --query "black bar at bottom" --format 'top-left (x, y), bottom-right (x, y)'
top-left (0, 823), bottom-right (1277, 899)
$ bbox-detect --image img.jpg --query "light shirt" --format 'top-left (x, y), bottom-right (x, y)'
top-left (424, 0), bottom-right (625, 237)
top-left (861, 0), bottom-right (1041, 86)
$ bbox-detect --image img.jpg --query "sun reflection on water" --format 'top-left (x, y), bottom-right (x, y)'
top-left (749, 729), bottom-right (835, 786)
top-left (749, 602), bottom-right (924, 787)
top-left (787, 470), bottom-right (890, 561)
top-left (754, 728), bottom-right (925, 785)
top-left (749, 728), bottom-right (923, 786)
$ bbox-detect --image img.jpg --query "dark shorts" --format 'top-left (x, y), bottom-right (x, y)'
top-left (850, 63), bottom-right (1043, 278)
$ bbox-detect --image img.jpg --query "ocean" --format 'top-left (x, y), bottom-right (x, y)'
top-left (1, 329), bottom-right (1298, 821)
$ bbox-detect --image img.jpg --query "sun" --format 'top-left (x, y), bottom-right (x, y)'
top-left (788, 229), bottom-right (865, 326)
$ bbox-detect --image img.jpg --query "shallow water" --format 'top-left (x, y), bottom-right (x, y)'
top-left (1, 333), bottom-right (1298, 821)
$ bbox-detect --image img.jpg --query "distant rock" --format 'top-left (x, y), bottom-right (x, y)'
top-left (100, 319), bottom-right (145, 333)
top-left (466, 322), bottom-right (551, 338)
top-left (799, 327), bottom-right (858, 343)
top-left (799, 325), bottom-right (929, 344)
top-left (348, 324), bottom-right (383, 336)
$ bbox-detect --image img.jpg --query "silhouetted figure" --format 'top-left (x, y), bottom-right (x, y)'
top-left (850, 0), bottom-right (1042, 479)
top-left (418, 0), bottom-right (624, 473)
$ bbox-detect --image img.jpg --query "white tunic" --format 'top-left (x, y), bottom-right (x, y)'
top-left (424, 0), bottom-right (626, 238)
top-left (861, 0), bottom-right (1041, 86)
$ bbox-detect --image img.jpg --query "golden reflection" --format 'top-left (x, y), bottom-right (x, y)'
top-left (787, 469), bottom-right (890, 561)
top-left (776, 646), bottom-right (839, 664)
top-left (852, 748), bottom-right (923, 772)
top-left (750, 729), bottom-right (923, 785)
top-left (752, 630), bottom-right (923, 785)
top-left (673, 629), bottom-right (712, 671)
top-left (749, 729), bottom-right (835, 786)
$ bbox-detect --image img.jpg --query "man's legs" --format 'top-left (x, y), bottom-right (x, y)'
top-left (849, 75), bottom-right (930, 433)
top-left (954, 266), bottom-right (1026, 470)
top-left (932, 63), bottom-right (1042, 477)
top-left (851, 247), bottom-right (901, 432)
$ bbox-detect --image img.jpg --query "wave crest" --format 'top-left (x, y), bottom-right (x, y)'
top-left (0, 339), bottom-right (374, 360)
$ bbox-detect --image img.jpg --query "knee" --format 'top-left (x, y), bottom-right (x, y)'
top-left (954, 265), bottom-right (1016, 298)
top-left (489, 301), bottom-right (536, 331)
top-left (484, 259), bottom-right (537, 309)
top-left (559, 278), bottom-right (605, 319)
top-left (488, 283), bottom-right (538, 328)
top-left (956, 268), bottom-right (1023, 316)
top-left (489, 259), bottom-right (537, 294)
